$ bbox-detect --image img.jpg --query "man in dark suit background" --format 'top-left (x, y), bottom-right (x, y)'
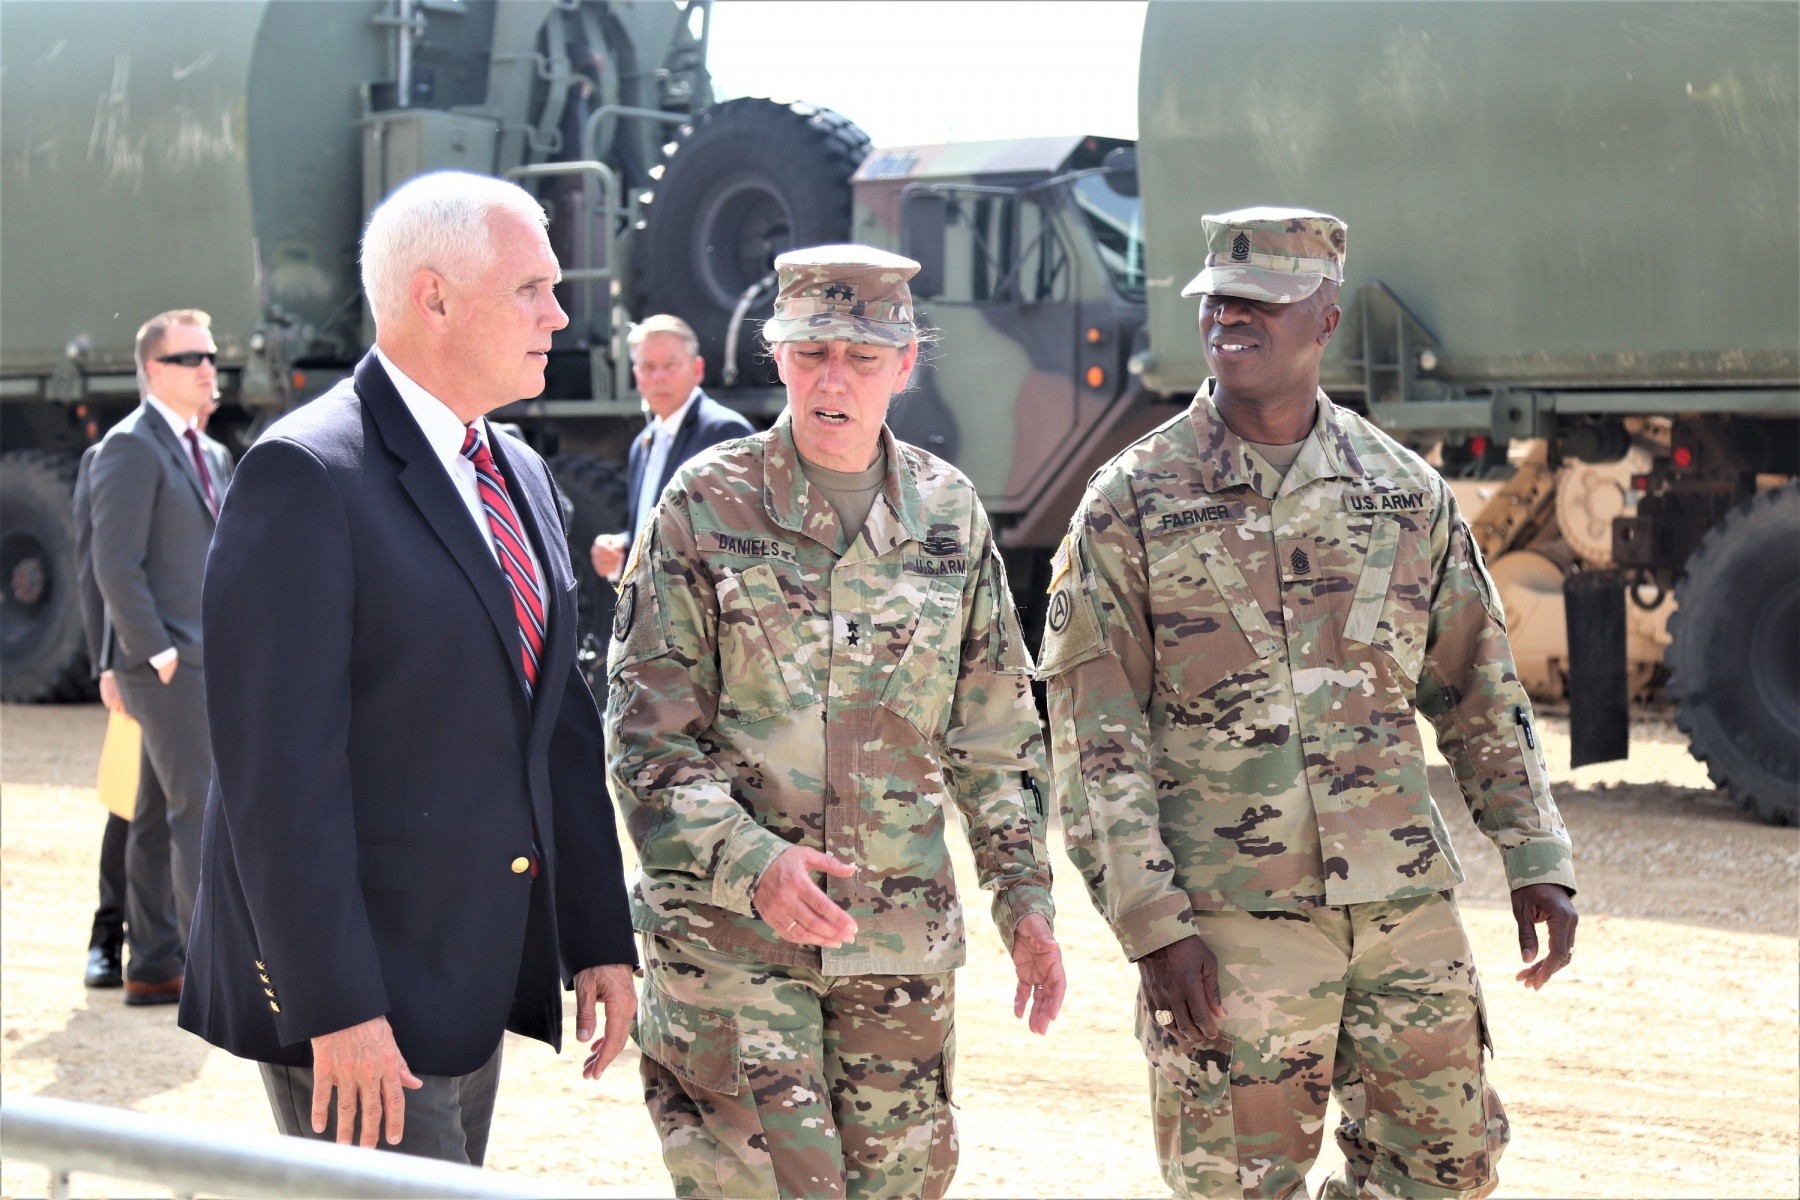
top-left (180, 170), bottom-right (637, 1164)
top-left (73, 442), bottom-right (129, 990)
top-left (88, 310), bottom-right (233, 1005)
top-left (587, 314), bottom-right (752, 581)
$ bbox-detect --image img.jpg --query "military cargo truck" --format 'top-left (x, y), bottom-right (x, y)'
top-left (872, 2), bottom-right (1796, 822)
top-left (0, 0), bottom-right (869, 701)
top-left (5, 0), bottom-right (1794, 824)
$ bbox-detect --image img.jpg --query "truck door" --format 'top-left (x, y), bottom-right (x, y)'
top-left (889, 187), bottom-right (1081, 518)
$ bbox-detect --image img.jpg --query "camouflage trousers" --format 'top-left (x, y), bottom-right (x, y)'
top-left (635, 934), bottom-right (957, 1200)
top-left (1141, 891), bottom-right (1506, 1200)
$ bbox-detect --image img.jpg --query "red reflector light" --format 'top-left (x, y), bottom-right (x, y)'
top-left (1631, 475), bottom-right (1650, 491)
top-left (1672, 446), bottom-right (1694, 468)
top-left (1084, 365), bottom-right (1106, 389)
top-left (1468, 436), bottom-right (1488, 457)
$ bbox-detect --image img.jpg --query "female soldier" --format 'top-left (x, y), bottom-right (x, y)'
top-left (605, 245), bottom-right (1064, 1199)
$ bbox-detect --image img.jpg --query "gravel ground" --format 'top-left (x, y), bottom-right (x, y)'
top-left (2, 702), bottom-right (1795, 1198)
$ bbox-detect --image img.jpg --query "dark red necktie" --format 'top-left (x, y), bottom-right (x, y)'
top-left (183, 429), bottom-right (217, 517)
top-left (460, 427), bottom-right (544, 695)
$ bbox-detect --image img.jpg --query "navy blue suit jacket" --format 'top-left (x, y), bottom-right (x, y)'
top-left (622, 391), bottom-right (753, 538)
top-left (180, 352), bottom-right (636, 1075)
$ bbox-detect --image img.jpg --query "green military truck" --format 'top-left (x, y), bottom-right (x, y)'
top-left (853, 2), bottom-right (1796, 822)
top-left (0, 0), bottom-right (871, 700)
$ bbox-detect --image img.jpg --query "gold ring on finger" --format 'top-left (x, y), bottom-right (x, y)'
top-left (1154, 1008), bottom-right (1175, 1027)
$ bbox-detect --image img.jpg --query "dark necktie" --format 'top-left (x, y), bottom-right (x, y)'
top-left (183, 428), bottom-right (217, 517)
top-left (460, 426), bottom-right (545, 695)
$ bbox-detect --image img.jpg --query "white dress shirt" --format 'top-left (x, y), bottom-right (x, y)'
top-left (634, 387), bottom-right (701, 540)
top-left (376, 348), bottom-right (546, 608)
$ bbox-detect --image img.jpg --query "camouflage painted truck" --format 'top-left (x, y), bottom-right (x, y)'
top-left (0, 0), bottom-right (870, 701)
top-left (854, 1), bottom-right (1797, 822)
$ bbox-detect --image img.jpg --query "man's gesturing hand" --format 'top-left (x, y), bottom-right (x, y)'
top-left (578, 963), bottom-right (638, 1080)
top-left (1137, 934), bottom-right (1227, 1043)
top-left (1009, 913), bottom-right (1066, 1035)
top-left (754, 846), bottom-right (858, 948)
top-left (310, 1016), bottom-right (422, 1147)
top-left (590, 533), bottom-right (627, 583)
top-left (1513, 882), bottom-right (1578, 990)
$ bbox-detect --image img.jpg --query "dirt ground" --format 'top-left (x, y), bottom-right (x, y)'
top-left (2, 702), bottom-right (1795, 1199)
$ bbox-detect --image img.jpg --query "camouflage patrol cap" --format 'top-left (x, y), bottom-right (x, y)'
top-left (762, 244), bottom-right (919, 347)
top-left (1180, 207), bottom-right (1348, 303)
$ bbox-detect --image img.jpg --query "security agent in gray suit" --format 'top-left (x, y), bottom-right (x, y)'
top-left (88, 309), bottom-right (233, 1005)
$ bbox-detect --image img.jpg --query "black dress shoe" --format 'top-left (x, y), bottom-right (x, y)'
top-left (123, 975), bottom-right (182, 1006)
top-left (84, 946), bottom-right (123, 989)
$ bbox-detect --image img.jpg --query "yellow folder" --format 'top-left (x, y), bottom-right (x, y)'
top-left (96, 710), bottom-right (141, 820)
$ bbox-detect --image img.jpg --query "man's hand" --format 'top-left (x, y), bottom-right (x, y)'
top-left (590, 533), bottom-right (627, 583)
top-left (309, 1016), bottom-right (423, 1147)
top-left (1009, 913), bottom-right (1065, 1035)
top-left (753, 847), bottom-right (858, 948)
top-left (1137, 934), bottom-right (1227, 1043)
top-left (577, 963), bottom-right (638, 1081)
top-left (98, 671), bottom-right (126, 716)
top-left (155, 658), bottom-right (178, 685)
top-left (1513, 882), bottom-right (1578, 990)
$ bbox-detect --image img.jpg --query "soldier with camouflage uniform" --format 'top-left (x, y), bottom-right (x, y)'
top-left (1038, 208), bottom-right (1578, 1199)
top-left (606, 245), bottom-right (1065, 1200)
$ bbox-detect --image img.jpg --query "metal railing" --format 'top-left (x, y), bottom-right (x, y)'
top-left (1, 1095), bottom-right (566, 1199)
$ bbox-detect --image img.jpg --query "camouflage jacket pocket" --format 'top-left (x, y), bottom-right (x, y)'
top-left (879, 583), bottom-right (962, 738)
top-left (1342, 515), bottom-right (1430, 684)
top-left (1136, 994), bottom-right (1230, 1107)
top-left (1148, 528), bottom-right (1279, 699)
top-left (634, 979), bottom-right (742, 1095)
top-left (716, 564), bottom-right (819, 723)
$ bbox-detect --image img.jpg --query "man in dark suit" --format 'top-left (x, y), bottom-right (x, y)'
top-left (73, 442), bottom-right (129, 990)
top-left (587, 314), bottom-right (752, 582)
top-left (88, 310), bottom-right (233, 1005)
top-left (180, 171), bottom-right (637, 1164)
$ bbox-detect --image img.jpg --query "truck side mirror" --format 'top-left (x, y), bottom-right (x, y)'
top-left (902, 190), bottom-right (948, 299)
top-left (1102, 146), bottom-right (1138, 197)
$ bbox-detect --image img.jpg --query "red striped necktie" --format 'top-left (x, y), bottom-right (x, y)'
top-left (460, 426), bottom-right (544, 695)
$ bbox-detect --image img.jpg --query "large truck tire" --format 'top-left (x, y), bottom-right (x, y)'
top-left (1665, 483), bottom-right (1800, 825)
top-left (633, 98), bottom-right (871, 388)
top-left (1, 450), bottom-right (93, 703)
top-left (548, 453), bottom-right (629, 690)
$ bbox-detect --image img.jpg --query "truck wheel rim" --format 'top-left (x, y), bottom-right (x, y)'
top-left (694, 176), bottom-right (794, 311)
top-left (1751, 576), bottom-right (1800, 743)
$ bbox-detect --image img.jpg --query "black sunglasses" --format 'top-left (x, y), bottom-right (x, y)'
top-left (155, 351), bottom-right (218, 368)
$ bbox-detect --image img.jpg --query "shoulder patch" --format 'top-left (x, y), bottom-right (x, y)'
top-left (1047, 534), bottom-right (1073, 596)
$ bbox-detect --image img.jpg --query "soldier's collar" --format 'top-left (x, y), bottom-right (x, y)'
top-left (762, 414), bottom-right (926, 552)
top-left (1188, 382), bottom-right (1365, 495)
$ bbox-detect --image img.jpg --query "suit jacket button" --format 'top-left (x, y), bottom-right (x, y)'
top-left (510, 856), bottom-right (530, 874)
